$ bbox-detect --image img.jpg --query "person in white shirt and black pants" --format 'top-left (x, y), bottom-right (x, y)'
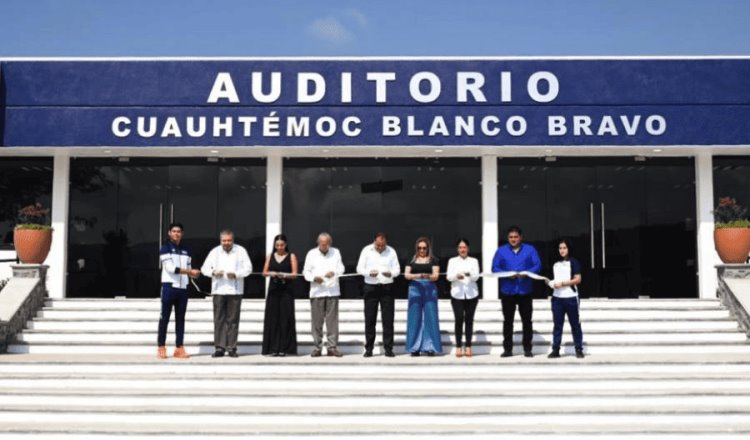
top-left (356, 232), bottom-right (401, 358)
top-left (548, 238), bottom-right (585, 359)
top-left (446, 238), bottom-right (481, 358)
top-left (201, 229), bottom-right (253, 358)
top-left (303, 232), bottom-right (345, 357)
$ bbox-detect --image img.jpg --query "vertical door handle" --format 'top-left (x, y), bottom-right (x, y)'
top-left (158, 203), bottom-right (163, 266)
top-left (170, 203), bottom-right (174, 224)
top-left (589, 203), bottom-right (595, 269)
top-left (601, 203), bottom-right (606, 269)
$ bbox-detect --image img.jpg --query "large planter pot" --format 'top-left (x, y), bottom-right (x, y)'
top-left (714, 228), bottom-right (750, 264)
top-left (13, 228), bottom-right (53, 264)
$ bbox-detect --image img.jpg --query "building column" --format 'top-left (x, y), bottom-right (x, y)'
top-left (45, 152), bottom-right (70, 299)
top-left (695, 152), bottom-right (718, 299)
top-left (481, 155), bottom-right (499, 301)
top-left (265, 156), bottom-right (283, 296)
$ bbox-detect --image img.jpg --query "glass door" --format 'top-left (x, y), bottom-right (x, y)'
top-left (117, 162), bottom-right (168, 297)
top-left (68, 158), bottom-right (266, 298)
top-left (594, 163), bottom-right (646, 298)
top-left (498, 157), bottom-right (697, 299)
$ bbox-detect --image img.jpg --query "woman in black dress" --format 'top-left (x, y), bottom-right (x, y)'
top-left (261, 234), bottom-right (298, 356)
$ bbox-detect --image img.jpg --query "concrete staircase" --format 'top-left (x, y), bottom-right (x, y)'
top-left (1, 298), bottom-right (749, 437)
top-left (8, 298), bottom-right (750, 356)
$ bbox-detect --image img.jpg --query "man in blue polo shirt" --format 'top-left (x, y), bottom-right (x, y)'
top-left (492, 226), bottom-right (542, 358)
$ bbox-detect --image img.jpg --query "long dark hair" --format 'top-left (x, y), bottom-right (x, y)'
top-left (557, 238), bottom-right (572, 260)
top-left (271, 234), bottom-right (290, 255)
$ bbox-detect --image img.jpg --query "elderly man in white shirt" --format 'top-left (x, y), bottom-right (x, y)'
top-left (446, 238), bottom-right (481, 358)
top-left (201, 229), bottom-right (253, 358)
top-left (303, 232), bottom-right (345, 357)
top-left (356, 232), bottom-right (400, 358)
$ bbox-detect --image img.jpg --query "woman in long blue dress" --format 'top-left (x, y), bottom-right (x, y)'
top-left (404, 237), bottom-right (442, 356)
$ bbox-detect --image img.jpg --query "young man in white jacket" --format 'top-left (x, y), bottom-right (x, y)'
top-left (303, 232), bottom-right (345, 357)
top-left (201, 229), bottom-right (253, 358)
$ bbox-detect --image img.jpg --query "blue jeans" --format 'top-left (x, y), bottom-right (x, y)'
top-left (157, 284), bottom-right (189, 346)
top-left (551, 296), bottom-right (583, 351)
top-left (406, 280), bottom-right (442, 354)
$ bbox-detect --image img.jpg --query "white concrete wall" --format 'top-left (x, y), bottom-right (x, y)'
top-left (481, 155), bottom-right (499, 301)
top-left (265, 156), bottom-right (283, 295)
top-left (45, 153), bottom-right (70, 299)
top-left (695, 152), bottom-right (719, 299)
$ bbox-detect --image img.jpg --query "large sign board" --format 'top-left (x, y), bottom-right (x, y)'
top-left (2, 58), bottom-right (750, 147)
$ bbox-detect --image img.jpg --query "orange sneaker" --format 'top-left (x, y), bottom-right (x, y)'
top-left (157, 346), bottom-right (167, 359)
top-left (464, 347), bottom-right (473, 358)
top-left (173, 346), bottom-right (190, 359)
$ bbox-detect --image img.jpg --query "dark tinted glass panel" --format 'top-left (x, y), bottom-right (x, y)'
top-left (217, 163), bottom-right (267, 298)
top-left (498, 157), bottom-right (696, 298)
top-left (713, 156), bottom-right (750, 209)
top-left (67, 158), bottom-right (266, 298)
top-left (283, 158), bottom-right (482, 299)
top-left (67, 160), bottom-right (119, 296)
top-left (0, 158), bottom-right (53, 249)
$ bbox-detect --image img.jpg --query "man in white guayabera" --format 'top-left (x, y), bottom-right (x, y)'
top-left (201, 229), bottom-right (252, 358)
top-left (303, 232), bottom-right (345, 357)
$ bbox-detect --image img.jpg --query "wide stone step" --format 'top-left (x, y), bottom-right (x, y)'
top-left (44, 298), bottom-right (724, 310)
top-left (3, 394), bottom-right (750, 413)
top-left (2, 375), bottom-right (750, 392)
top-left (14, 331), bottom-right (748, 344)
top-left (8, 342), bottom-right (750, 356)
top-left (2, 361), bottom-right (750, 377)
top-left (25, 319), bottom-right (741, 332)
top-left (34, 309), bottom-right (733, 320)
top-left (0, 411), bottom-right (749, 436)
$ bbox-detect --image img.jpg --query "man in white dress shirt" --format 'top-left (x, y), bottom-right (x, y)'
top-left (356, 232), bottom-right (400, 358)
top-left (303, 232), bottom-right (345, 357)
top-left (201, 229), bottom-right (253, 358)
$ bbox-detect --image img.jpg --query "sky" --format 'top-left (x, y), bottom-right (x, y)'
top-left (1, 0), bottom-right (750, 57)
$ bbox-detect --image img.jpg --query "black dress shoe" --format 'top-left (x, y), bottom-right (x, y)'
top-left (227, 349), bottom-right (239, 358)
top-left (410, 352), bottom-right (420, 357)
top-left (500, 351), bottom-right (513, 358)
top-left (211, 349), bottom-right (225, 358)
top-left (575, 349), bottom-right (585, 359)
top-left (426, 351), bottom-right (435, 357)
top-left (363, 350), bottom-right (373, 358)
top-left (547, 349), bottom-right (561, 359)
top-left (384, 349), bottom-right (395, 358)
top-left (524, 350), bottom-right (534, 358)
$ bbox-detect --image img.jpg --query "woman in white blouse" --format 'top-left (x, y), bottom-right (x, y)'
top-left (446, 238), bottom-right (481, 358)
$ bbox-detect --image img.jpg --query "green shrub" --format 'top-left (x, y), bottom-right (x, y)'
top-left (716, 219), bottom-right (750, 229)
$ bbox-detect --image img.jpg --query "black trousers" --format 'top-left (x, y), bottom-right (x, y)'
top-left (451, 297), bottom-right (479, 348)
top-left (500, 293), bottom-right (533, 352)
top-left (363, 283), bottom-right (395, 351)
top-left (213, 294), bottom-right (243, 350)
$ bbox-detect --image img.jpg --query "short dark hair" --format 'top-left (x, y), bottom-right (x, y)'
top-left (168, 222), bottom-right (184, 232)
top-left (374, 232), bottom-right (387, 240)
top-left (507, 225), bottom-right (522, 235)
top-left (456, 237), bottom-right (470, 247)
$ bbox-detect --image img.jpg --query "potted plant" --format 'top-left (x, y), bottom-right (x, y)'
top-left (713, 197), bottom-right (750, 264)
top-left (13, 203), bottom-right (53, 264)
